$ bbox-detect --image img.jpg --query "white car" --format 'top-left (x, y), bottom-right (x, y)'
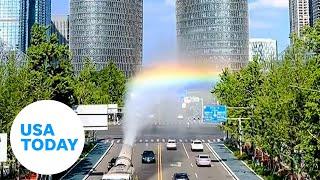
top-left (166, 139), bottom-right (177, 150)
top-left (195, 154), bottom-right (211, 167)
top-left (191, 140), bottom-right (203, 151)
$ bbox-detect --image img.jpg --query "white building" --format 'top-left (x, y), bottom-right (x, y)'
top-left (51, 15), bottom-right (69, 45)
top-left (289, 0), bottom-right (310, 35)
top-left (249, 39), bottom-right (278, 62)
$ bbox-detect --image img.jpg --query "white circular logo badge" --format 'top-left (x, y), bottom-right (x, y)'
top-left (10, 100), bottom-right (85, 175)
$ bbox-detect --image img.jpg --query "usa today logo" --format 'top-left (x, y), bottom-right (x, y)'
top-left (10, 100), bottom-right (85, 175)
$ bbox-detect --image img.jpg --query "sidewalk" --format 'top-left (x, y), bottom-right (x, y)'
top-left (61, 142), bottom-right (111, 180)
top-left (209, 143), bottom-right (261, 180)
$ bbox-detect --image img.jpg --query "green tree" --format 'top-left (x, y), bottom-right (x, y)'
top-left (74, 59), bottom-right (103, 104)
top-left (94, 62), bottom-right (126, 105)
top-left (27, 24), bottom-right (76, 106)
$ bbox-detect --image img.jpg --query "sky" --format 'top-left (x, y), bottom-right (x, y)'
top-left (52, 0), bottom-right (290, 65)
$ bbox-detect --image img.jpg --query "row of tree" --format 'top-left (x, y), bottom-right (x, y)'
top-left (213, 23), bottom-right (320, 178)
top-left (0, 25), bottom-right (126, 178)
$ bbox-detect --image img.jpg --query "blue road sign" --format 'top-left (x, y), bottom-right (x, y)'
top-left (203, 105), bottom-right (227, 123)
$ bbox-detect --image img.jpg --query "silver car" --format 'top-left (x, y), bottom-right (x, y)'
top-left (195, 154), bottom-right (211, 167)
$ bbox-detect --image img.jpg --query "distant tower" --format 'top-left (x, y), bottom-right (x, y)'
top-left (289, 0), bottom-right (310, 35)
top-left (176, 0), bottom-right (249, 71)
top-left (311, 0), bottom-right (320, 25)
top-left (28, 0), bottom-right (51, 45)
top-left (249, 39), bottom-right (278, 62)
top-left (0, 0), bottom-right (51, 52)
top-left (70, 0), bottom-right (143, 77)
top-left (51, 16), bottom-right (69, 45)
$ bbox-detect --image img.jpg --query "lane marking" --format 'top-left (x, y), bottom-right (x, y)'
top-left (182, 143), bottom-right (190, 159)
top-left (195, 173), bottom-right (198, 179)
top-left (205, 143), bottom-right (239, 180)
top-left (160, 143), bottom-right (163, 180)
top-left (190, 163), bottom-right (193, 167)
top-left (179, 139), bottom-right (182, 143)
top-left (157, 144), bottom-right (160, 180)
top-left (117, 140), bottom-right (120, 143)
top-left (82, 142), bottom-right (114, 180)
top-left (157, 143), bottom-right (163, 180)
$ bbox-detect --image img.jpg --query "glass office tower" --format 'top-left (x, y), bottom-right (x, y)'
top-left (0, 0), bottom-right (51, 53)
top-left (0, 0), bottom-right (26, 51)
top-left (176, 0), bottom-right (249, 71)
top-left (70, 0), bottom-right (143, 77)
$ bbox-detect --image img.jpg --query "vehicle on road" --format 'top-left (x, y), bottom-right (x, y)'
top-left (141, 150), bottom-right (156, 163)
top-left (102, 144), bottom-right (134, 180)
top-left (172, 173), bottom-right (190, 180)
top-left (191, 140), bottom-right (203, 151)
top-left (108, 157), bottom-right (117, 171)
top-left (166, 139), bottom-right (177, 150)
top-left (177, 115), bottom-right (184, 119)
top-left (195, 154), bottom-right (211, 167)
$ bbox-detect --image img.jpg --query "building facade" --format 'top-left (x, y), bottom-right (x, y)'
top-left (51, 15), bottom-right (69, 45)
top-left (0, 0), bottom-right (50, 53)
top-left (311, 0), bottom-right (320, 25)
top-left (0, 0), bottom-right (27, 51)
top-left (289, 0), bottom-right (310, 35)
top-left (70, 0), bottom-right (143, 77)
top-left (249, 39), bottom-right (278, 62)
top-left (176, 0), bottom-right (249, 71)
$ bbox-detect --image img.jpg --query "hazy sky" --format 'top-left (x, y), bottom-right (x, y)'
top-left (52, 0), bottom-right (290, 65)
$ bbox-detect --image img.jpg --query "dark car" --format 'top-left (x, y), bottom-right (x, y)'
top-left (141, 150), bottom-right (156, 163)
top-left (107, 157), bottom-right (117, 171)
top-left (172, 173), bottom-right (190, 180)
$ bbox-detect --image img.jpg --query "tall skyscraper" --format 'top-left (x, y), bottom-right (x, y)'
top-left (51, 15), bottom-right (69, 45)
top-left (249, 39), bottom-right (278, 62)
top-left (0, 0), bottom-right (27, 51)
top-left (0, 0), bottom-right (51, 53)
top-left (289, 0), bottom-right (310, 35)
top-left (176, 0), bottom-right (249, 71)
top-left (311, 0), bottom-right (320, 25)
top-left (70, 0), bottom-right (143, 77)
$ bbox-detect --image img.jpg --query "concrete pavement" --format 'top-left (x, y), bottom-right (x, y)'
top-left (85, 142), bottom-right (234, 180)
top-left (61, 142), bottom-right (111, 180)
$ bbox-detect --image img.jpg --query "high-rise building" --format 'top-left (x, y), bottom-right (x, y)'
top-left (289, 0), bottom-right (310, 35)
top-left (51, 15), bottom-right (69, 45)
top-left (176, 0), bottom-right (249, 71)
top-left (249, 39), bottom-right (278, 62)
top-left (0, 0), bottom-right (27, 51)
top-left (28, 0), bottom-right (51, 44)
top-left (70, 0), bottom-right (143, 77)
top-left (311, 0), bottom-right (320, 25)
top-left (0, 0), bottom-right (51, 53)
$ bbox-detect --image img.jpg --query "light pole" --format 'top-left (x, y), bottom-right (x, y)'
top-left (226, 106), bottom-right (254, 155)
top-left (227, 118), bottom-right (251, 155)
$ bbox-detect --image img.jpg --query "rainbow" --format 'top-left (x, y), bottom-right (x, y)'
top-left (129, 63), bottom-right (222, 88)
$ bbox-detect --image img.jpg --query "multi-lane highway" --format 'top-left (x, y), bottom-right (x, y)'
top-left (86, 121), bottom-right (234, 180)
top-left (87, 141), bottom-right (234, 180)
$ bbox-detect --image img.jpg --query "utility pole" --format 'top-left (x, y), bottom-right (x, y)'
top-left (227, 118), bottom-right (250, 155)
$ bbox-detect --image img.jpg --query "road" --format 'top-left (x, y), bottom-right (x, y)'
top-left (87, 142), bottom-right (234, 180)
top-left (87, 122), bottom-right (234, 180)
top-left (96, 120), bottom-right (225, 141)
